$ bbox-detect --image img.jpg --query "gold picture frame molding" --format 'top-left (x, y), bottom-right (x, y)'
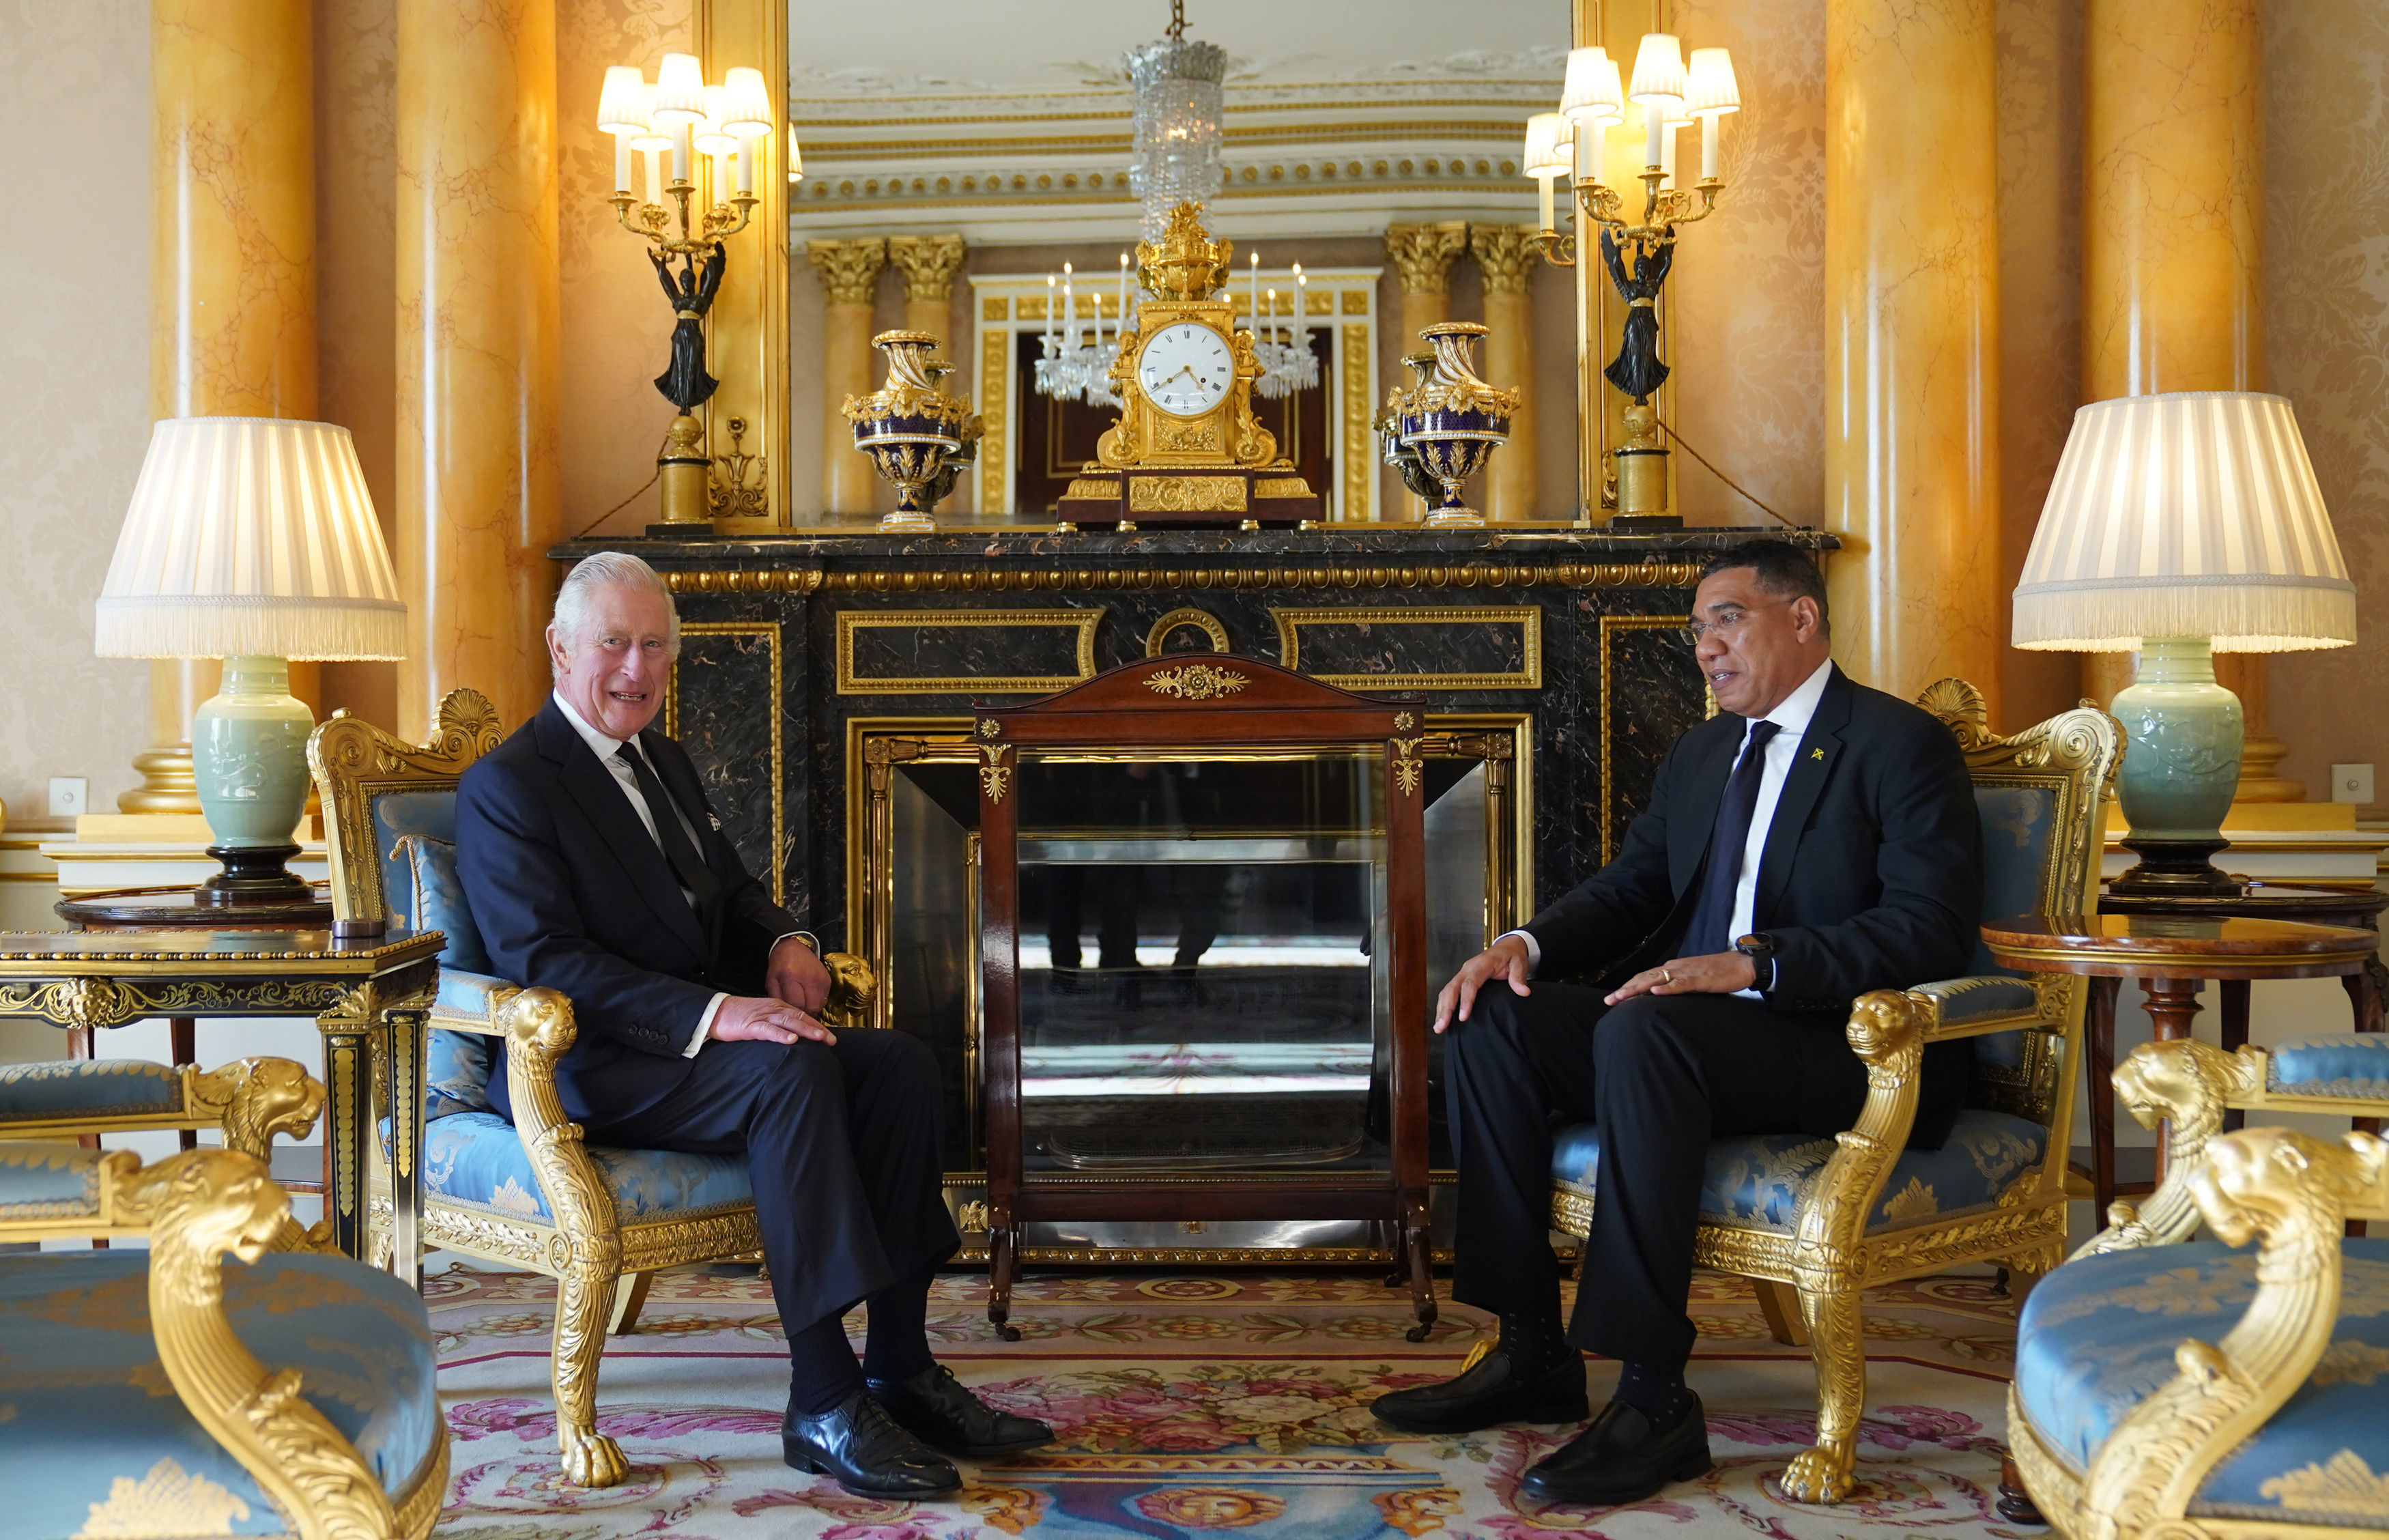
top-left (1270, 605), bottom-right (1544, 691)
top-left (833, 608), bottom-right (1106, 694)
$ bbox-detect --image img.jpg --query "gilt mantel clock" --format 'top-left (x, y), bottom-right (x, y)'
top-left (1057, 202), bottom-right (1324, 528)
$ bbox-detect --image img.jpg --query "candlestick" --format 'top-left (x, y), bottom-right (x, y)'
top-left (1266, 289), bottom-right (1278, 345)
top-left (613, 134), bottom-right (631, 195)
top-left (1539, 173), bottom-right (1555, 233)
top-left (1700, 113), bottom-right (1720, 181)
top-left (642, 147), bottom-right (664, 204)
top-left (1063, 261), bottom-right (1076, 350)
top-left (1248, 251), bottom-right (1259, 329)
top-left (1117, 252), bottom-right (1130, 326)
top-left (1644, 103), bottom-right (1662, 170)
top-left (1046, 274), bottom-right (1057, 342)
top-left (1293, 265), bottom-right (1307, 347)
top-left (1657, 117), bottom-right (1676, 188)
top-left (672, 124), bottom-right (690, 184)
top-left (736, 141), bottom-right (754, 196)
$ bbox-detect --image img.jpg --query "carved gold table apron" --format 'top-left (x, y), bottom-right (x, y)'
top-left (1982, 913), bottom-right (2374, 1182)
top-left (0, 927), bottom-right (442, 1285)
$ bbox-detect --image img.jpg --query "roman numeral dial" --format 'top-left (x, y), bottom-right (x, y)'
top-left (1136, 322), bottom-right (1235, 418)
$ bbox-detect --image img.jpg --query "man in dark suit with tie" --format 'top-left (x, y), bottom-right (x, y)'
top-left (457, 551), bottom-right (1048, 1500)
top-left (1372, 543), bottom-right (1981, 1505)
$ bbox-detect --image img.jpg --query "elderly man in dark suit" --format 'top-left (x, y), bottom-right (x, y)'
top-left (1373, 542), bottom-right (1981, 1507)
top-left (457, 550), bottom-right (1048, 1500)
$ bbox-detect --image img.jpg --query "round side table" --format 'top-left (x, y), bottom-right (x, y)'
top-left (1982, 913), bottom-right (2374, 1197)
top-left (56, 884), bottom-right (334, 1161)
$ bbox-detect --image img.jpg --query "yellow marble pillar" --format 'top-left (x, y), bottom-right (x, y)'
top-left (395, 0), bottom-right (560, 741)
top-left (2080, 0), bottom-right (2289, 797)
top-left (1384, 223), bottom-right (1469, 350)
top-left (808, 238), bottom-right (889, 515)
top-left (887, 235), bottom-right (966, 347)
top-left (1470, 225), bottom-right (1540, 522)
top-left (1823, 0), bottom-right (2003, 713)
top-left (132, 0), bottom-right (319, 812)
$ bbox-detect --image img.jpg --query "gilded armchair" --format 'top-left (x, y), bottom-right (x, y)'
top-left (308, 689), bottom-right (875, 1489)
top-left (0, 1146), bottom-right (446, 1540)
top-left (1547, 680), bottom-right (2121, 1502)
top-left (0, 1054), bottom-right (324, 1244)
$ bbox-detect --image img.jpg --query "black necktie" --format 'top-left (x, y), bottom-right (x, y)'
top-left (1680, 719), bottom-right (1782, 959)
top-left (615, 742), bottom-right (719, 913)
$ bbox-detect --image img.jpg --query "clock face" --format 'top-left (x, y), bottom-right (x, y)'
top-left (1137, 322), bottom-right (1235, 417)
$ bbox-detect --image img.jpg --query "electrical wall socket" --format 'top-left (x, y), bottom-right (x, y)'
top-left (2332, 762), bottom-right (2375, 805)
top-left (46, 777), bottom-right (87, 817)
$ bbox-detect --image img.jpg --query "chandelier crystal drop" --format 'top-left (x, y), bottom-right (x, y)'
top-left (1126, 11), bottom-right (1227, 242)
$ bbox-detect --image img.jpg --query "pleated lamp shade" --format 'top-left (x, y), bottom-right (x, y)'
top-left (2012, 391), bottom-right (2357, 653)
top-left (97, 417), bottom-right (405, 661)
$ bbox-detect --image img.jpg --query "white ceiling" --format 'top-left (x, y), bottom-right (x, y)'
top-left (788, 0), bottom-right (1574, 94)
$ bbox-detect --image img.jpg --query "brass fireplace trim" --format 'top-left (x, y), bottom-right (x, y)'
top-left (666, 561), bottom-right (1707, 596)
top-left (666, 621), bottom-right (786, 904)
top-left (1146, 607), bottom-right (1231, 655)
top-left (1270, 605), bottom-right (1543, 691)
top-left (834, 608), bottom-right (1105, 694)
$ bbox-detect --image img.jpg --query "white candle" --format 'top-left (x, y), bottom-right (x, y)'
top-left (736, 142), bottom-right (754, 196)
top-left (613, 134), bottom-right (631, 195)
top-left (1248, 251), bottom-right (1260, 330)
top-left (713, 149), bottom-right (734, 201)
top-left (1644, 104), bottom-right (1662, 171)
top-left (1657, 117), bottom-right (1675, 187)
top-left (1063, 261), bottom-right (1075, 349)
top-left (1117, 253), bottom-right (1130, 330)
top-left (642, 147), bottom-right (665, 205)
top-left (1293, 266), bottom-right (1307, 345)
top-left (1700, 113), bottom-right (1721, 182)
top-left (1266, 289), bottom-right (1278, 344)
top-left (1539, 173), bottom-right (1554, 233)
top-left (1046, 274), bottom-right (1057, 341)
top-left (672, 123), bottom-right (690, 184)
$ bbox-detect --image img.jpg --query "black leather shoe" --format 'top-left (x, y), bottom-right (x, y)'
top-left (784, 1386), bottom-right (962, 1498)
top-left (1371, 1345), bottom-right (1589, 1434)
top-left (1519, 1393), bottom-right (1712, 1506)
top-left (868, 1363), bottom-right (1055, 1457)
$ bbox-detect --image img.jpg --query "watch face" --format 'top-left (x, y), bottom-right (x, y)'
top-left (1136, 322), bottom-right (1235, 417)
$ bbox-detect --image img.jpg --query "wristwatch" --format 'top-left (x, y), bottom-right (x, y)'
top-left (1733, 932), bottom-right (1777, 992)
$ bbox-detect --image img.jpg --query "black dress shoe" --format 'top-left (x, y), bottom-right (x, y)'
top-left (784, 1387), bottom-right (962, 1498)
top-left (1371, 1345), bottom-right (1589, 1434)
top-left (868, 1363), bottom-right (1055, 1457)
top-left (1519, 1393), bottom-right (1712, 1507)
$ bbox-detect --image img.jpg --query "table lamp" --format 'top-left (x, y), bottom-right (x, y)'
top-left (96, 418), bottom-right (405, 907)
top-left (2012, 391), bottom-right (2356, 896)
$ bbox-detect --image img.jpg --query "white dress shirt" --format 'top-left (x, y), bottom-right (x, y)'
top-left (552, 691), bottom-right (730, 1055)
top-left (1502, 657), bottom-right (1837, 999)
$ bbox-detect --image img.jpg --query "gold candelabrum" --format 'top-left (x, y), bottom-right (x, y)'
top-left (1522, 33), bottom-right (1738, 527)
top-left (843, 332), bottom-right (976, 534)
top-left (1381, 325), bottom-right (1521, 530)
top-left (597, 53), bottom-right (782, 531)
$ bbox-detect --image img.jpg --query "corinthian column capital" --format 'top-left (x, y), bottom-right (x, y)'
top-left (1469, 224), bottom-right (1542, 296)
top-left (886, 234), bottom-right (967, 304)
top-left (807, 238), bottom-right (889, 305)
top-left (1384, 222), bottom-right (1470, 296)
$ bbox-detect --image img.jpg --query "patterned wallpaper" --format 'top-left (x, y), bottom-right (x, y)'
top-left (2264, 0), bottom-right (2389, 802)
top-left (0, 0), bottom-right (155, 823)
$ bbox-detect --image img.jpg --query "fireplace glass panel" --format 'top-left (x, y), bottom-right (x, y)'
top-left (1012, 749), bottom-right (1390, 1180)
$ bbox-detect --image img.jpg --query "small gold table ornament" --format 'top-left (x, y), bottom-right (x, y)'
top-left (844, 331), bottom-right (973, 534)
top-left (1392, 323), bottom-right (1520, 530)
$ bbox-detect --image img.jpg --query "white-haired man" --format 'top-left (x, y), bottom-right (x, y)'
top-left (457, 552), bottom-right (1048, 1498)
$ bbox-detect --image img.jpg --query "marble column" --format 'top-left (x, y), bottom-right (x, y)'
top-left (395, 0), bottom-right (560, 741)
top-left (1469, 225), bottom-right (1540, 522)
top-left (808, 238), bottom-right (889, 515)
top-left (134, 0), bottom-right (319, 812)
top-left (1384, 223), bottom-right (1469, 351)
top-left (887, 235), bottom-right (966, 346)
top-left (1823, 0), bottom-right (2003, 712)
top-left (2081, 0), bottom-right (2287, 797)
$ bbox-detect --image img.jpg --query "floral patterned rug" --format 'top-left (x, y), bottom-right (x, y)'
top-left (426, 1264), bottom-right (2037, 1539)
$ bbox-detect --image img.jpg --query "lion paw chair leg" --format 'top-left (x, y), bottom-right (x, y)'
top-left (552, 1262), bottom-right (631, 1487)
top-left (1782, 1285), bottom-right (1865, 1503)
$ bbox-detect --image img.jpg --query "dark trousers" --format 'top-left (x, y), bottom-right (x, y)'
top-left (574, 1027), bottom-right (961, 1345)
top-left (1446, 984), bottom-right (1865, 1370)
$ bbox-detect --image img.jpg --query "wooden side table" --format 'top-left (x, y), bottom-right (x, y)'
top-left (0, 926), bottom-right (440, 1284)
top-left (57, 886), bottom-right (334, 1159)
top-left (1983, 914), bottom-right (2374, 1213)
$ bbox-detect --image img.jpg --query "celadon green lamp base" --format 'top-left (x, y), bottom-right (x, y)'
top-left (2108, 635), bottom-right (2244, 897)
top-left (190, 654), bottom-right (316, 907)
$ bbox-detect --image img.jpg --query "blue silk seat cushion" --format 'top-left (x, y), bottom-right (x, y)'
top-left (0, 1143), bottom-right (106, 1221)
top-left (2270, 1034), bottom-right (2389, 1102)
top-left (2016, 1238), bottom-right (2389, 1527)
top-left (423, 1110), bottom-right (752, 1223)
top-left (0, 1059), bottom-right (180, 1120)
top-left (1550, 1107), bottom-right (2046, 1232)
top-left (423, 969), bottom-right (507, 1122)
top-left (0, 1250), bottom-right (440, 1539)
top-left (392, 830), bottom-right (490, 973)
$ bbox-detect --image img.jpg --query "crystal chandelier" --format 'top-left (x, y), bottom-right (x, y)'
top-left (1126, 1), bottom-right (1226, 242)
top-left (1033, 258), bottom-right (1129, 408)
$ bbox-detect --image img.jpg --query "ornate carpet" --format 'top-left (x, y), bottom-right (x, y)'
top-left (427, 1264), bottom-right (2033, 1539)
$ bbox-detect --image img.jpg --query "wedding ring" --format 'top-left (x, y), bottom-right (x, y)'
top-left (1659, 968), bottom-right (1674, 985)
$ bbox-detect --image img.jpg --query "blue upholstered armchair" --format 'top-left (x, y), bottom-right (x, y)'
top-left (0, 1146), bottom-right (446, 1540)
top-left (307, 689), bottom-right (873, 1490)
top-left (2009, 1035), bottom-right (2389, 1539)
top-left (1547, 679), bottom-right (2122, 1502)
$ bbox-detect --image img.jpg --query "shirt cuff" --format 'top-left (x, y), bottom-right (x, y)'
top-left (1496, 928), bottom-right (1541, 977)
top-left (687, 993), bottom-right (727, 1057)
top-left (772, 930), bottom-right (820, 956)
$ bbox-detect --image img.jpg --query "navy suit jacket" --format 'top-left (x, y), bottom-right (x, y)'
top-left (1523, 664), bottom-right (1983, 1141)
top-left (455, 697), bottom-right (801, 1125)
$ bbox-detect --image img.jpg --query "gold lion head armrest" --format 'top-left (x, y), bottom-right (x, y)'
top-left (819, 952), bottom-right (878, 1031)
top-left (2079, 1038), bottom-right (2266, 1259)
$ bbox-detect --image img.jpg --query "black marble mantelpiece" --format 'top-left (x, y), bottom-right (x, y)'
top-left (554, 524), bottom-right (1836, 948)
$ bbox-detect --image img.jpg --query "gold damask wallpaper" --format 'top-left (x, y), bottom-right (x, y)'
top-left (2264, 0), bottom-right (2389, 805)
